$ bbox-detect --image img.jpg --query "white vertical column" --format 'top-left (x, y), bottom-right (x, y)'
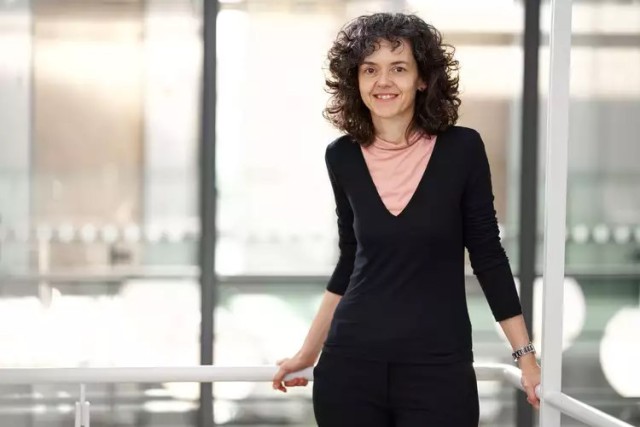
top-left (0, 0), bottom-right (32, 273)
top-left (540, 0), bottom-right (573, 426)
top-left (143, 1), bottom-right (201, 254)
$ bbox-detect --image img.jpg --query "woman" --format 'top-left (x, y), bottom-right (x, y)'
top-left (272, 12), bottom-right (541, 426)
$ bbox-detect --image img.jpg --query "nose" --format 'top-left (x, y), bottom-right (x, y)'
top-left (376, 70), bottom-right (392, 87)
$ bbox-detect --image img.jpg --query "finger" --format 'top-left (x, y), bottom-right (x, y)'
top-left (284, 377), bottom-right (303, 387)
top-left (272, 368), bottom-right (287, 390)
top-left (527, 392), bottom-right (540, 409)
top-left (527, 392), bottom-right (537, 406)
top-left (276, 358), bottom-right (288, 366)
top-left (531, 392), bottom-right (540, 407)
top-left (273, 377), bottom-right (287, 393)
top-left (529, 397), bottom-right (540, 410)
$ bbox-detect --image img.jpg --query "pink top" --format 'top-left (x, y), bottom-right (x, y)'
top-left (360, 133), bottom-right (437, 216)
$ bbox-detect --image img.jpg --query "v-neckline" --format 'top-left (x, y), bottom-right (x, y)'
top-left (356, 135), bottom-right (441, 219)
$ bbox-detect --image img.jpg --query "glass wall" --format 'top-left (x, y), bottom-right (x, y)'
top-left (1, 0), bottom-right (638, 426)
top-left (215, 0), bottom-right (526, 425)
top-left (538, 1), bottom-right (640, 425)
top-left (0, 0), bottom-right (202, 425)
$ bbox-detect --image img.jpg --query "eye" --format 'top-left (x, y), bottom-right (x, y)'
top-left (393, 66), bottom-right (406, 73)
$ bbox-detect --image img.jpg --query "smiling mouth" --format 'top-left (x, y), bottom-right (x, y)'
top-left (373, 94), bottom-right (398, 100)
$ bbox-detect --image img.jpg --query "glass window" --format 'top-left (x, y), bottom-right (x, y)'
top-left (216, 1), bottom-right (526, 425)
top-left (0, 0), bottom-right (202, 425)
top-left (539, 1), bottom-right (640, 425)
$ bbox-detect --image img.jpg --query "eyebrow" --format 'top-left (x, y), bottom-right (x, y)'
top-left (361, 61), bottom-right (409, 67)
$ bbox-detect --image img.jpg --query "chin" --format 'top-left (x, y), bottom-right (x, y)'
top-left (372, 110), bottom-right (402, 120)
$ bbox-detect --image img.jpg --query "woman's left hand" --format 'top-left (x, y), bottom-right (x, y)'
top-left (519, 355), bottom-right (541, 409)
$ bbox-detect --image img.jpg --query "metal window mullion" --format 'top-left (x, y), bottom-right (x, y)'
top-left (199, 0), bottom-right (218, 426)
top-left (516, 0), bottom-right (541, 426)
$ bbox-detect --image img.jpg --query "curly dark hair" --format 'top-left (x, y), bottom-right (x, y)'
top-left (323, 13), bottom-right (461, 146)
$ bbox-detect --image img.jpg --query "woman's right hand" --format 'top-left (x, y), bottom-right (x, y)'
top-left (272, 353), bottom-right (315, 393)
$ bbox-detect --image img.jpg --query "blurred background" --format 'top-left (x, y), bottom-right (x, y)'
top-left (0, 0), bottom-right (639, 426)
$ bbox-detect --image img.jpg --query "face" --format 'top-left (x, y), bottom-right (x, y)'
top-left (358, 38), bottom-right (425, 125)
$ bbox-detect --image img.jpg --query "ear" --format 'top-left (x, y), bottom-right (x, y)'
top-left (417, 79), bottom-right (427, 92)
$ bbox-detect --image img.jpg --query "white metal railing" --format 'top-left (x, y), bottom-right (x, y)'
top-left (0, 363), bottom-right (633, 427)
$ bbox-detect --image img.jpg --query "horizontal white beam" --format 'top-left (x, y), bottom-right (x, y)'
top-left (0, 365), bottom-right (310, 384)
top-left (474, 363), bottom-right (524, 391)
top-left (0, 363), bottom-right (518, 386)
top-left (546, 391), bottom-right (634, 427)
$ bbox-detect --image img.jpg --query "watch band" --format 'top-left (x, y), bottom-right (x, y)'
top-left (512, 342), bottom-right (536, 362)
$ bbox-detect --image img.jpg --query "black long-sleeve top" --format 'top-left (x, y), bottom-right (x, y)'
top-left (323, 126), bottom-right (522, 364)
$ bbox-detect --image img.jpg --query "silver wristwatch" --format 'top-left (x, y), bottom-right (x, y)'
top-left (512, 342), bottom-right (536, 362)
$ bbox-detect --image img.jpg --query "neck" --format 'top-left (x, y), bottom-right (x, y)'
top-left (372, 113), bottom-right (413, 146)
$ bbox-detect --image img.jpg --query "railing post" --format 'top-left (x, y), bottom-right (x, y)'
top-left (74, 402), bottom-right (80, 427)
top-left (37, 233), bottom-right (52, 307)
top-left (540, 0), bottom-right (573, 426)
top-left (74, 384), bottom-right (90, 427)
top-left (83, 401), bottom-right (90, 427)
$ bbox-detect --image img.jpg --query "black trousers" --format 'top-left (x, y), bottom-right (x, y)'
top-left (312, 351), bottom-right (479, 427)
